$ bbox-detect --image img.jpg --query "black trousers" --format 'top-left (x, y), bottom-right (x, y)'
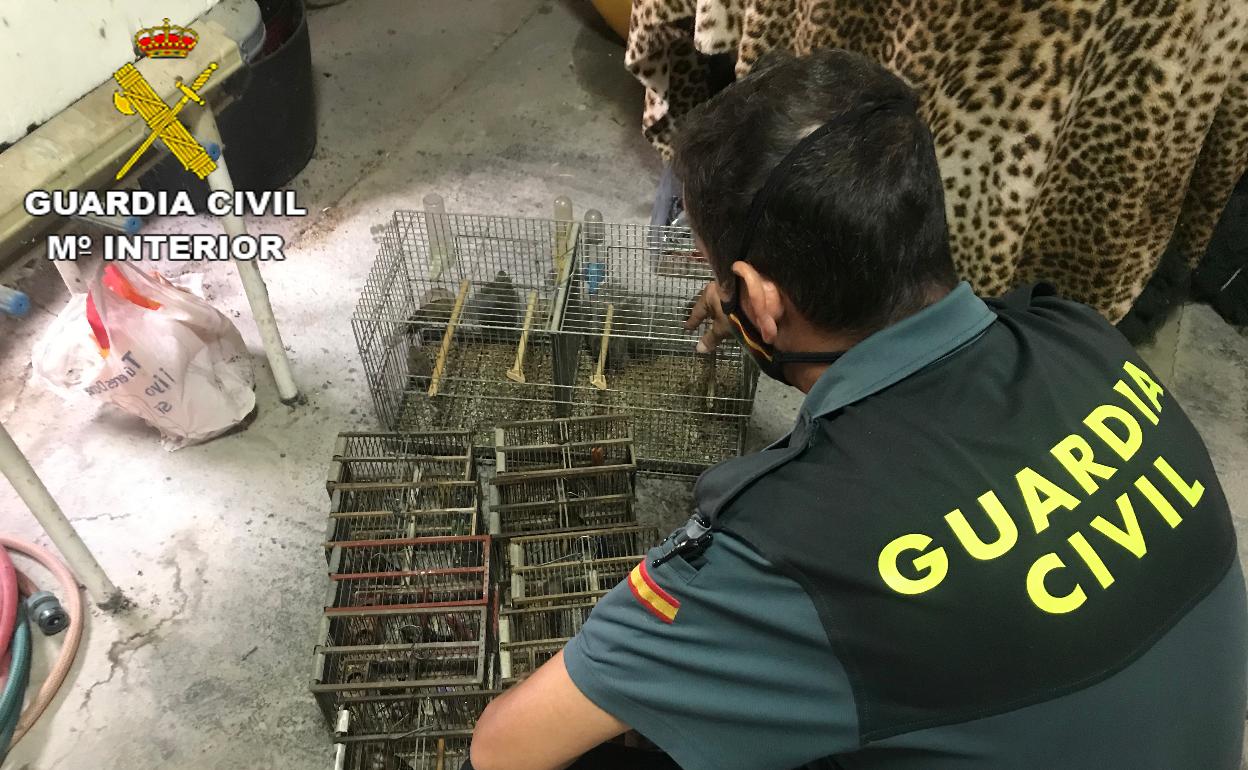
top-left (460, 743), bottom-right (683, 770)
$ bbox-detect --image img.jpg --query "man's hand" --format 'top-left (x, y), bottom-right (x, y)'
top-left (470, 650), bottom-right (628, 770)
top-left (685, 281), bottom-right (733, 353)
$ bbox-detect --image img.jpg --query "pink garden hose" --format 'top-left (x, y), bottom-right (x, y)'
top-left (0, 536), bottom-right (83, 746)
top-left (0, 547), bottom-right (15, 692)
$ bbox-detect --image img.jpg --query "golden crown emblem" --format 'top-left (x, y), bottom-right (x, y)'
top-left (134, 18), bottom-right (198, 58)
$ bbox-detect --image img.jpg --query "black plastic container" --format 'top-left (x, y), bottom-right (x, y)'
top-left (140, 0), bottom-right (316, 205)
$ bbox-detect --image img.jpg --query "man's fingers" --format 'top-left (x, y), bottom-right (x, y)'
top-left (696, 327), bottom-right (722, 354)
top-left (688, 281), bottom-right (732, 353)
top-left (684, 292), bottom-right (710, 330)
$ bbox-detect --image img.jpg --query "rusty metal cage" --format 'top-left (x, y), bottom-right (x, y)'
top-left (499, 601), bottom-right (594, 685)
top-left (326, 536), bottom-right (490, 612)
top-left (353, 203), bottom-right (759, 477)
top-left (493, 414), bottom-right (635, 473)
top-left (561, 221), bottom-right (758, 476)
top-left (490, 467), bottom-right (635, 537)
top-left (335, 732), bottom-right (472, 770)
top-left (327, 482), bottom-right (480, 544)
top-left (312, 606), bottom-right (490, 719)
top-left (507, 526), bottom-right (657, 606)
top-left (327, 430), bottom-right (474, 493)
top-left (334, 688), bottom-right (498, 740)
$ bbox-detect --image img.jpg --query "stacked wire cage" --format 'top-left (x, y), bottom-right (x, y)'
top-left (507, 526), bottom-right (657, 607)
top-left (327, 481), bottom-right (480, 544)
top-left (331, 688), bottom-right (499, 770)
top-left (325, 430), bottom-right (480, 545)
top-left (498, 601), bottom-right (595, 686)
top-left (312, 535), bottom-right (494, 720)
top-left (327, 430), bottom-right (475, 493)
top-left (561, 220), bottom-right (758, 475)
top-left (489, 415), bottom-right (637, 537)
top-left (353, 200), bottom-right (760, 477)
top-left (496, 525), bottom-right (656, 687)
top-left (354, 208), bottom-right (583, 451)
top-left (334, 731), bottom-right (474, 770)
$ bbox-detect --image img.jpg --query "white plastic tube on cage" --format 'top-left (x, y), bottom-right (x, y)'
top-left (423, 193), bottom-right (453, 283)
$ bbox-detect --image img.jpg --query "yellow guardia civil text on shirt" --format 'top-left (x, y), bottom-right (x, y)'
top-left (877, 361), bottom-right (1205, 614)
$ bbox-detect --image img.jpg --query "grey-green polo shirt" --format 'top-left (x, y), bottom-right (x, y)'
top-left (563, 283), bottom-right (1246, 770)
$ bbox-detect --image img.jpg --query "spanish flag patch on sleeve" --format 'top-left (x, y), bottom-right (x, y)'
top-left (628, 560), bottom-right (680, 623)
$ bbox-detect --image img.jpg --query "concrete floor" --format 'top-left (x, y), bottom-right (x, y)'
top-left (0, 1), bottom-right (1245, 768)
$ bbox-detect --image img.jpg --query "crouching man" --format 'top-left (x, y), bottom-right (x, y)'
top-left (467, 49), bottom-right (1247, 770)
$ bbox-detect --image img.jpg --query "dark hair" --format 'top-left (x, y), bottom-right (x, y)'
top-left (673, 49), bottom-right (957, 336)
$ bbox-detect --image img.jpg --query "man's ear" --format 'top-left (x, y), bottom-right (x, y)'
top-left (732, 262), bottom-right (784, 344)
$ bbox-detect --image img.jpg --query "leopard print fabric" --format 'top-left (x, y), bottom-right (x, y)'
top-left (627, 0), bottom-right (1248, 321)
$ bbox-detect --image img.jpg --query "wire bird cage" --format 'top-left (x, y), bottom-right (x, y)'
top-left (325, 536), bottom-right (490, 612)
top-left (490, 467), bottom-right (636, 537)
top-left (334, 688), bottom-right (498, 740)
top-left (560, 222), bottom-right (758, 475)
top-left (327, 481), bottom-right (480, 545)
top-left (312, 605), bottom-right (491, 720)
top-left (327, 430), bottom-right (474, 494)
top-left (499, 601), bottom-right (595, 686)
top-left (493, 414), bottom-right (635, 473)
top-left (353, 204), bottom-right (759, 477)
top-left (334, 732), bottom-right (472, 770)
top-left (490, 415), bottom-right (637, 535)
top-left (354, 211), bottom-right (581, 450)
top-left (507, 526), bottom-right (658, 606)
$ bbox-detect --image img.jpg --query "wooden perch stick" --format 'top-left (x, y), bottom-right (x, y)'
top-left (435, 737), bottom-right (446, 770)
top-left (590, 303), bottom-right (615, 391)
top-left (506, 290), bottom-right (539, 383)
top-left (427, 279), bottom-right (471, 398)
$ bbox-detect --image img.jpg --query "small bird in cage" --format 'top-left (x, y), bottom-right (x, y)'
top-left (347, 615), bottom-right (382, 646)
top-left (408, 287), bottom-right (457, 330)
top-left (576, 284), bottom-right (646, 371)
top-left (463, 270), bottom-right (520, 328)
top-left (406, 344), bottom-right (434, 391)
top-left (404, 288), bottom-right (455, 389)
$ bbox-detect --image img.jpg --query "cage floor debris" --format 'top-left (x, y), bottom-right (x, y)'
top-left (569, 352), bottom-right (752, 469)
top-left (397, 341), bottom-right (562, 445)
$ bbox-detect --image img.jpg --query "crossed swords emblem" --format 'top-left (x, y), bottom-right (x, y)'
top-left (112, 62), bottom-right (218, 181)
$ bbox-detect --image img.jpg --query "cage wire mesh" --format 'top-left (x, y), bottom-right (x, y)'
top-left (561, 222), bottom-right (758, 475)
top-left (353, 207), bottom-right (759, 476)
top-left (507, 526), bottom-right (658, 606)
top-left (353, 211), bottom-right (581, 450)
top-left (327, 430), bottom-right (475, 494)
top-left (490, 467), bottom-right (636, 537)
top-left (327, 481), bottom-right (480, 545)
top-left (326, 537), bottom-right (490, 612)
top-left (335, 732), bottom-right (472, 770)
top-left (312, 606), bottom-right (490, 718)
top-left (335, 689), bottom-right (499, 740)
top-left (493, 414), bottom-right (636, 473)
top-left (499, 601), bottom-right (595, 685)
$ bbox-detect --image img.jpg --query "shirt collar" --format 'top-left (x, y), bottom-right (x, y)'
top-left (801, 282), bottom-right (995, 421)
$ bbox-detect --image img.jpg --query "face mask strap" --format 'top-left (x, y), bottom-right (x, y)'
top-left (773, 351), bottom-right (845, 365)
top-left (724, 306), bottom-right (774, 363)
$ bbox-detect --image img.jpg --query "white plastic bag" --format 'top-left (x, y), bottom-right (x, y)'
top-left (33, 263), bottom-right (255, 450)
